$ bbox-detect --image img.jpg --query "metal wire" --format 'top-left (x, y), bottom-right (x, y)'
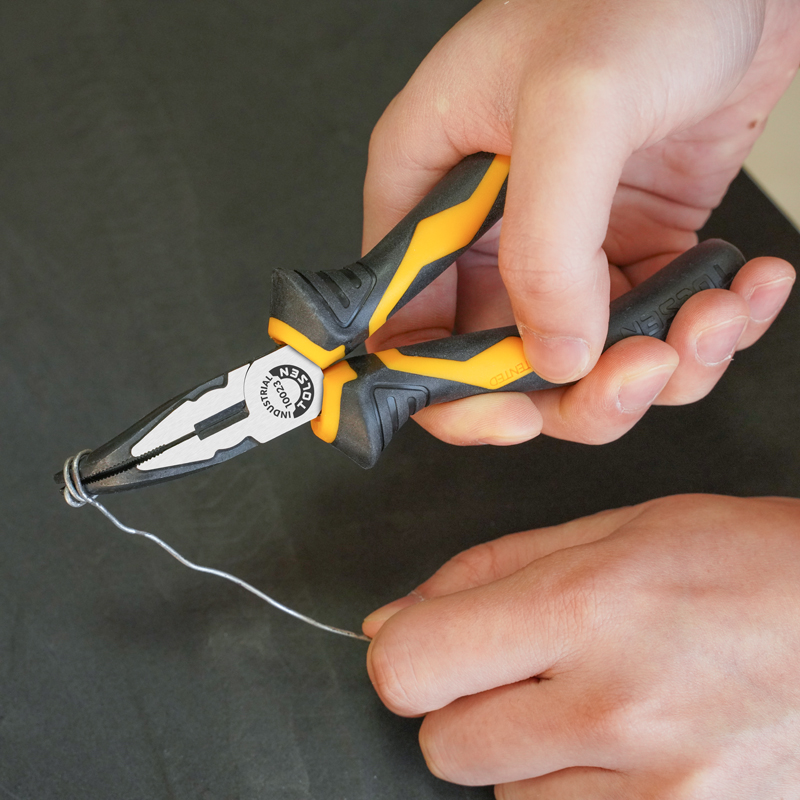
top-left (62, 451), bottom-right (370, 642)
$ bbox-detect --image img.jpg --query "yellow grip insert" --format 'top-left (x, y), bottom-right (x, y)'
top-left (368, 153), bottom-right (510, 336)
top-left (268, 317), bottom-right (346, 369)
top-left (376, 337), bottom-right (532, 390)
top-left (310, 360), bottom-right (358, 443)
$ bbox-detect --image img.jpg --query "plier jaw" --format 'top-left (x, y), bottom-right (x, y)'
top-left (55, 347), bottom-right (324, 494)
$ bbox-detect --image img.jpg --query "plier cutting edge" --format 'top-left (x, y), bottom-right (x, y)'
top-left (55, 153), bottom-right (745, 495)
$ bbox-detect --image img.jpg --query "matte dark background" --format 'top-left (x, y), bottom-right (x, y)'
top-left (1, 2), bottom-right (798, 798)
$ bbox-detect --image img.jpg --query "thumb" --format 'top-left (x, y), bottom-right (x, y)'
top-left (500, 77), bottom-right (632, 383)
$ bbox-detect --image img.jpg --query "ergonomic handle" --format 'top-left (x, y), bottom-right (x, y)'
top-left (268, 152), bottom-right (509, 368)
top-left (312, 239), bottom-right (746, 468)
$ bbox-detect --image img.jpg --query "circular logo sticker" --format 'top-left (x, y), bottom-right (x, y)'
top-left (259, 365), bottom-right (316, 419)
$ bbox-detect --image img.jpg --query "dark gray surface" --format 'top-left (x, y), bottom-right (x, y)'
top-left (1, 2), bottom-right (799, 799)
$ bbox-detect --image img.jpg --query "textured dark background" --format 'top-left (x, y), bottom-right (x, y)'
top-left (1, 2), bottom-right (798, 799)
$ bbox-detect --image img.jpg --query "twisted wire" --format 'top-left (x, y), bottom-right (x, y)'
top-left (62, 452), bottom-right (370, 642)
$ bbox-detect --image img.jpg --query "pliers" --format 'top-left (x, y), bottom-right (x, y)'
top-left (55, 152), bottom-right (746, 494)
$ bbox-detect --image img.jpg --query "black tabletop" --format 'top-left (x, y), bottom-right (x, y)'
top-left (2, 2), bottom-right (799, 798)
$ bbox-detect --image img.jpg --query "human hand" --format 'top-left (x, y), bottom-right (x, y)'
top-left (364, 494), bottom-right (800, 798)
top-left (364, 0), bottom-right (800, 447)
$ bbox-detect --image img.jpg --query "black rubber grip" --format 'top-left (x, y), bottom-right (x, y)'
top-left (328, 239), bottom-right (746, 467)
top-left (270, 152), bottom-right (508, 365)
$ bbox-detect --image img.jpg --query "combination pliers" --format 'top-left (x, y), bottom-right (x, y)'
top-left (55, 153), bottom-right (745, 494)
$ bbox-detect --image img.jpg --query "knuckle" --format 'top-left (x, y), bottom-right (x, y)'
top-left (576, 685), bottom-right (639, 750)
top-left (545, 545), bottom-right (638, 650)
top-left (585, 679), bottom-right (666, 759)
top-left (560, 574), bottom-right (599, 636)
top-left (547, 396), bottom-right (633, 446)
top-left (555, 560), bottom-right (656, 751)
top-left (368, 633), bottom-right (427, 716)
top-left (560, 59), bottom-right (624, 111)
top-left (574, 395), bottom-right (634, 442)
top-left (541, 554), bottom-right (604, 646)
top-left (500, 242), bottom-right (591, 301)
top-left (441, 541), bottom-right (504, 590)
top-left (522, 48), bottom-right (630, 131)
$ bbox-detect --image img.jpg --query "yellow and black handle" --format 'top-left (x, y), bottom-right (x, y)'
top-left (269, 152), bottom-right (510, 368)
top-left (311, 239), bottom-right (745, 468)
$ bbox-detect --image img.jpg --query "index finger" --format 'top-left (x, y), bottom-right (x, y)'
top-left (366, 545), bottom-right (601, 717)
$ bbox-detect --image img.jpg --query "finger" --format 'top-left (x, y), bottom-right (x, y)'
top-left (656, 258), bottom-right (795, 406)
top-left (412, 335), bottom-right (677, 448)
top-left (416, 249), bottom-right (744, 446)
top-left (655, 289), bottom-right (749, 406)
top-left (499, 74), bottom-right (633, 384)
top-left (420, 680), bottom-right (621, 786)
top-left (620, 254), bottom-right (795, 349)
top-left (412, 393), bottom-right (543, 447)
top-left (415, 506), bottom-right (639, 598)
top-left (496, 767), bottom-right (633, 800)
top-left (366, 544), bottom-right (603, 716)
top-left (362, 505), bottom-right (639, 639)
top-left (534, 336), bottom-right (679, 444)
top-left (730, 256), bottom-right (796, 349)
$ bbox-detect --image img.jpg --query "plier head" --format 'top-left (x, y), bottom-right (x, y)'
top-left (56, 347), bottom-right (324, 494)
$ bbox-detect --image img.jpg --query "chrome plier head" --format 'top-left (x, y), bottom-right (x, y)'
top-left (56, 347), bottom-right (323, 494)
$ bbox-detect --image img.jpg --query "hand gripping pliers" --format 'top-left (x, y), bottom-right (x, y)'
top-left (56, 153), bottom-right (745, 494)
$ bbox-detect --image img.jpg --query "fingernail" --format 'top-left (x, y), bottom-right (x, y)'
top-left (363, 593), bottom-right (422, 628)
top-left (695, 316), bottom-right (748, 366)
top-left (746, 277), bottom-right (795, 323)
top-left (520, 327), bottom-right (591, 383)
top-left (616, 367), bottom-right (674, 413)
